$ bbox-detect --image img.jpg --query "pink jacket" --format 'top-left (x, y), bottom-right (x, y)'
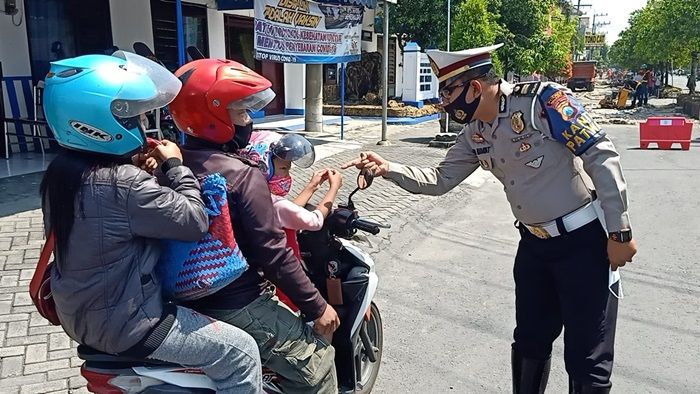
top-left (272, 195), bottom-right (324, 231)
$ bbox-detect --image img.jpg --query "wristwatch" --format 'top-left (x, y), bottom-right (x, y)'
top-left (609, 230), bottom-right (633, 243)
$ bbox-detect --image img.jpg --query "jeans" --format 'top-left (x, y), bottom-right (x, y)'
top-left (149, 306), bottom-right (264, 393)
top-left (631, 84), bottom-right (648, 107)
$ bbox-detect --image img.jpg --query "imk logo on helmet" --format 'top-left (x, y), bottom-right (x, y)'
top-left (43, 51), bottom-right (182, 157)
top-left (169, 59), bottom-right (276, 147)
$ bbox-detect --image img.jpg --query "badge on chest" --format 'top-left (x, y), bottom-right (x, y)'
top-left (511, 111), bottom-right (526, 134)
top-left (468, 130), bottom-right (493, 170)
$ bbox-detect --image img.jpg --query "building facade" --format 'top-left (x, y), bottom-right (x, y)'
top-left (1, 0), bottom-right (403, 120)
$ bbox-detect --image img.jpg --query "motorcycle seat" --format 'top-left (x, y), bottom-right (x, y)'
top-left (77, 345), bottom-right (177, 367)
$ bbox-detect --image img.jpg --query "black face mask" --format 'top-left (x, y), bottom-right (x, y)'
top-left (231, 122), bottom-right (254, 150)
top-left (443, 84), bottom-right (481, 124)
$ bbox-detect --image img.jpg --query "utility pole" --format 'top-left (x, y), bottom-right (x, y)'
top-left (592, 13), bottom-right (609, 34)
top-left (572, 0), bottom-right (592, 61)
top-left (590, 13), bottom-right (609, 61)
top-left (378, 0), bottom-right (396, 145)
top-left (444, 0), bottom-right (451, 134)
top-left (447, 0), bottom-right (451, 51)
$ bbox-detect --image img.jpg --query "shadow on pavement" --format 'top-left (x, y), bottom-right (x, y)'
top-left (0, 172), bottom-right (43, 217)
top-left (400, 137), bottom-right (434, 145)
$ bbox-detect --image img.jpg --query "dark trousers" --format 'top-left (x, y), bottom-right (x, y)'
top-left (632, 84), bottom-right (648, 106)
top-left (513, 220), bottom-right (618, 387)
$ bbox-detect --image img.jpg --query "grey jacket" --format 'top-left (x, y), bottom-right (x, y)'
top-left (48, 164), bottom-right (208, 354)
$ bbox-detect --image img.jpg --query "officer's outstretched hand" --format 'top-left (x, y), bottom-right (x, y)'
top-left (607, 238), bottom-right (637, 270)
top-left (341, 151), bottom-right (390, 177)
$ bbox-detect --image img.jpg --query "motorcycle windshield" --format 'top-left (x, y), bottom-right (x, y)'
top-left (109, 50), bottom-right (182, 118)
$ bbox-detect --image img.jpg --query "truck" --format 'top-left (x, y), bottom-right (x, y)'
top-left (567, 61), bottom-right (597, 92)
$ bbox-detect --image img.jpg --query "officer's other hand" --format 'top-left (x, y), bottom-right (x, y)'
top-left (607, 238), bottom-right (637, 270)
top-left (340, 151), bottom-right (390, 177)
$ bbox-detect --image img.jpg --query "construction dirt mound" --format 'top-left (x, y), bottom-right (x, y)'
top-left (323, 101), bottom-right (442, 118)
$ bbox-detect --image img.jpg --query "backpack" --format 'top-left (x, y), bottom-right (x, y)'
top-left (157, 173), bottom-right (248, 301)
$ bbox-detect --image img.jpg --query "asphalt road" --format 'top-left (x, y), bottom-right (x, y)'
top-left (370, 124), bottom-right (700, 393)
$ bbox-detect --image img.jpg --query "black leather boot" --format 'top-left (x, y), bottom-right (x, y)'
top-left (569, 379), bottom-right (612, 394)
top-left (512, 349), bottom-right (551, 394)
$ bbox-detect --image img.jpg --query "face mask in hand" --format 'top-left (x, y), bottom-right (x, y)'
top-left (609, 267), bottom-right (623, 299)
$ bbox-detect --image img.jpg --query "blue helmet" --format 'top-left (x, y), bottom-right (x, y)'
top-left (43, 51), bottom-right (182, 157)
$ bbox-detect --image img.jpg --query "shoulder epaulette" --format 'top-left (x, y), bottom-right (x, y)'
top-left (512, 81), bottom-right (541, 97)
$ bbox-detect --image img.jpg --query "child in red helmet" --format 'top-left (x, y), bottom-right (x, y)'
top-left (170, 59), bottom-right (339, 394)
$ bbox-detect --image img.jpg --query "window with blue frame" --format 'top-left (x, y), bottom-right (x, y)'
top-left (150, 0), bottom-right (209, 72)
top-left (25, 0), bottom-right (113, 83)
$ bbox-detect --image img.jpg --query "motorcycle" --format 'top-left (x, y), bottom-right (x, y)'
top-left (78, 171), bottom-right (386, 393)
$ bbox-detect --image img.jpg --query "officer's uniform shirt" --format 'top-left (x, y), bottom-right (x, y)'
top-left (385, 80), bottom-right (630, 233)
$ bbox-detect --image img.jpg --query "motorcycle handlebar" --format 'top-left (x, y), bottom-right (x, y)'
top-left (352, 218), bottom-right (380, 235)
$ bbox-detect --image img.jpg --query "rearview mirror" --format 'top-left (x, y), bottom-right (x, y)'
top-left (357, 170), bottom-right (374, 190)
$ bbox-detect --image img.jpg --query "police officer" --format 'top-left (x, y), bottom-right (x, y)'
top-left (342, 44), bottom-right (638, 393)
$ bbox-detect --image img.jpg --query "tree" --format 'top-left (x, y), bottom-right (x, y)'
top-left (592, 44), bottom-right (610, 71)
top-left (451, 0), bottom-right (500, 50)
top-left (390, 0), bottom-right (458, 50)
top-left (496, 0), bottom-right (550, 73)
top-left (451, 0), bottom-right (504, 72)
top-left (610, 0), bottom-right (700, 72)
top-left (539, 4), bottom-right (577, 79)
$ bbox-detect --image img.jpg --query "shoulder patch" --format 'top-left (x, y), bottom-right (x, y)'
top-left (538, 86), bottom-right (605, 155)
top-left (512, 82), bottom-right (541, 97)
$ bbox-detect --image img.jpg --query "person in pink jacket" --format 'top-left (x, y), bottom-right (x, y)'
top-left (239, 131), bottom-right (343, 311)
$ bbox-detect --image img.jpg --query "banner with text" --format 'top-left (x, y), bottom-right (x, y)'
top-left (254, 0), bottom-right (364, 64)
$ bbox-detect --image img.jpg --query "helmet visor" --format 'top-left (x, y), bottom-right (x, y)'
top-left (228, 88), bottom-right (276, 113)
top-left (272, 133), bottom-right (315, 168)
top-left (110, 50), bottom-right (182, 118)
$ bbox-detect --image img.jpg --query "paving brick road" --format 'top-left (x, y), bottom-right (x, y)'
top-left (0, 121), bottom-right (448, 394)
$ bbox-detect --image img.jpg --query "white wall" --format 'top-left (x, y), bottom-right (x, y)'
top-left (361, 8), bottom-right (378, 52)
top-left (1, 6), bottom-right (32, 139)
top-left (109, 0), bottom-right (154, 50)
top-left (0, 11), bottom-right (30, 76)
top-left (284, 63), bottom-right (306, 112)
top-left (395, 40), bottom-right (403, 98)
top-left (207, 7), bottom-right (226, 58)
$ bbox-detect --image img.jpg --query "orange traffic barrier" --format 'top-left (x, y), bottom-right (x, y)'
top-left (639, 117), bottom-right (694, 150)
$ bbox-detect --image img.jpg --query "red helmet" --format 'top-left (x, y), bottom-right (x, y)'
top-left (170, 59), bottom-right (275, 144)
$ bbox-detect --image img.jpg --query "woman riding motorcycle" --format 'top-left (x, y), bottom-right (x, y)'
top-left (169, 58), bottom-right (339, 394)
top-left (41, 51), bottom-right (262, 393)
